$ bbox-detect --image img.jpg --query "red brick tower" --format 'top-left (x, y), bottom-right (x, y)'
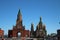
top-left (8, 9), bottom-right (30, 38)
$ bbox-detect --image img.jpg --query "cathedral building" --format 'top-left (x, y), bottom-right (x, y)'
top-left (30, 17), bottom-right (47, 38)
top-left (8, 9), bottom-right (47, 38)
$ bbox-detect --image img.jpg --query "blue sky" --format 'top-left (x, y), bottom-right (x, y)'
top-left (0, 0), bottom-right (60, 35)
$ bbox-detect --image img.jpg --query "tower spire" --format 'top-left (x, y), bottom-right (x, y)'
top-left (17, 9), bottom-right (22, 21)
top-left (30, 23), bottom-right (34, 38)
top-left (16, 9), bottom-right (22, 26)
top-left (18, 9), bottom-right (22, 16)
top-left (31, 23), bottom-right (34, 31)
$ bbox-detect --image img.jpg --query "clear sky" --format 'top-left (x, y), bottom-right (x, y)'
top-left (0, 0), bottom-right (60, 35)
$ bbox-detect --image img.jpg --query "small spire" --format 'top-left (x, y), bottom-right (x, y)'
top-left (39, 16), bottom-right (43, 24)
top-left (31, 23), bottom-right (34, 31)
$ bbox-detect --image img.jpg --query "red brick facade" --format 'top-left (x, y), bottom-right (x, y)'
top-left (0, 29), bottom-right (4, 38)
top-left (8, 29), bottom-right (30, 37)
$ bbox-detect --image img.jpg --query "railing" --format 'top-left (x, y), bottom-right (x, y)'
top-left (0, 38), bottom-right (44, 40)
top-left (0, 37), bottom-right (58, 40)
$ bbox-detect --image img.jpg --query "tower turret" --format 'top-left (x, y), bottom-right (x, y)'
top-left (30, 23), bottom-right (34, 38)
top-left (31, 23), bottom-right (34, 32)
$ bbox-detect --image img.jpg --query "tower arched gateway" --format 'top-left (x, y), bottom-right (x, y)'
top-left (8, 9), bottom-right (30, 38)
